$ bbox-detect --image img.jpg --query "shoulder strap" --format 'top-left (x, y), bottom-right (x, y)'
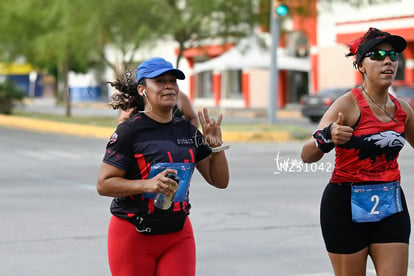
top-left (351, 87), bottom-right (369, 108)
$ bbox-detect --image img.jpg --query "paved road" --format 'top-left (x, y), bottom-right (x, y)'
top-left (6, 101), bottom-right (316, 143)
top-left (2, 127), bottom-right (414, 275)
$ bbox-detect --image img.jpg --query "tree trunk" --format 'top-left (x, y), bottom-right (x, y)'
top-left (63, 61), bottom-right (71, 117)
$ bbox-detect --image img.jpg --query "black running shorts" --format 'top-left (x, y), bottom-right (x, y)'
top-left (320, 183), bottom-right (411, 254)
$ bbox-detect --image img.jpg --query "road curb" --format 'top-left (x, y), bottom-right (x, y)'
top-left (0, 115), bottom-right (113, 139)
top-left (223, 131), bottom-right (291, 142)
top-left (0, 115), bottom-right (293, 142)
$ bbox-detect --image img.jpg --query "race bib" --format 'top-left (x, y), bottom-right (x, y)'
top-left (351, 181), bottom-right (403, 223)
top-left (143, 163), bottom-right (194, 202)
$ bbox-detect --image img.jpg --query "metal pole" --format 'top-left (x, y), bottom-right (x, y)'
top-left (268, 2), bottom-right (279, 124)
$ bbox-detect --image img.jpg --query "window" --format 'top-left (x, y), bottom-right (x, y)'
top-left (222, 70), bottom-right (242, 99)
top-left (198, 71), bottom-right (213, 98)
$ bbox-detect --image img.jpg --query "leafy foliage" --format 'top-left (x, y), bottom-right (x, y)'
top-left (0, 78), bottom-right (25, 114)
top-left (0, 78), bottom-right (25, 99)
top-left (0, 0), bottom-right (390, 116)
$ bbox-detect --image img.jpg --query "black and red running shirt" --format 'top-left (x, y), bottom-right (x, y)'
top-left (102, 113), bottom-right (211, 219)
top-left (330, 88), bottom-right (407, 184)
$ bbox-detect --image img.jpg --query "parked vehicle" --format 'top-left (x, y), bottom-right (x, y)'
top-left (300, 84), bottom-right (414, 123)
top-left (300, 87), bottom-right (350, 123)
top-left (390, 84), bottom-right (414, 110)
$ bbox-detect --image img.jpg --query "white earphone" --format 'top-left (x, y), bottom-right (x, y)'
top-left (139, 89), bottom-right (153, 113)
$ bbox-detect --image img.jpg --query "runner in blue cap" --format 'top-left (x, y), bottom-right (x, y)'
top-left (98, 57), bottom-right (230, 276)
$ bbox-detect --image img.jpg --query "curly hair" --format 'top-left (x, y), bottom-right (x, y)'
top-left (107, 68), bottom-right (145, 113)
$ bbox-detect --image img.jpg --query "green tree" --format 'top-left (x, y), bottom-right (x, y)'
top-left (0, 0), bottom-right (387, 117)
top-left (94, 0), bottom-right (162, 75)
top-left (94, 0), bottom-right (263, 72)
top-left (0, 0), bottom-right (103, 116)
top-left (88, 0), bottom-right (393, 70)
top-left (160, 0), bottom-right (261, 67)
top-left (29, 0), bottom-right (103, 116)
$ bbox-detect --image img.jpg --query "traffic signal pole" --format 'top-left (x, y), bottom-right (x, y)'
top-left (268, 3), bottom-right (279, 124)
top-left (268, 1), bottom-right (288, 125)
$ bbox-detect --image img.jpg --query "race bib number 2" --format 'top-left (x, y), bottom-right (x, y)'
top-left (351, 181), bottom-right (403, 223)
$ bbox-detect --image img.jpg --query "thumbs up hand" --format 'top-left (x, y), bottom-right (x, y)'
top-left (336, 112), bottom-right (344, 126)
top-left (331, 112), bottom-right (353, 145)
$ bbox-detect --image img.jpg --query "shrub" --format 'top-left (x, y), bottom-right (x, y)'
top-left (0, 78), bottom-right (25, 114)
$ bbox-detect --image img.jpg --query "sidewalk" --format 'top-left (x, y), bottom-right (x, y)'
top-left (0, 100), bottom-right (312, 142)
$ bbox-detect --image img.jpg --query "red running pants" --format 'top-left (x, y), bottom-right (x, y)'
top-left (107, 215), bottom-right (196, 276)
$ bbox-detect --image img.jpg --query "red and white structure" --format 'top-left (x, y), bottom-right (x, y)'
top-left (181, 0), bottom-right (414, 109)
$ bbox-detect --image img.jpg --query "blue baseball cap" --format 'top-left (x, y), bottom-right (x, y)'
top-left (136, 57), bottom-right (185, 84)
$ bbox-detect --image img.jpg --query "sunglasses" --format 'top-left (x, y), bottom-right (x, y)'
top-left (364, 50), bottom-right (399, 61)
